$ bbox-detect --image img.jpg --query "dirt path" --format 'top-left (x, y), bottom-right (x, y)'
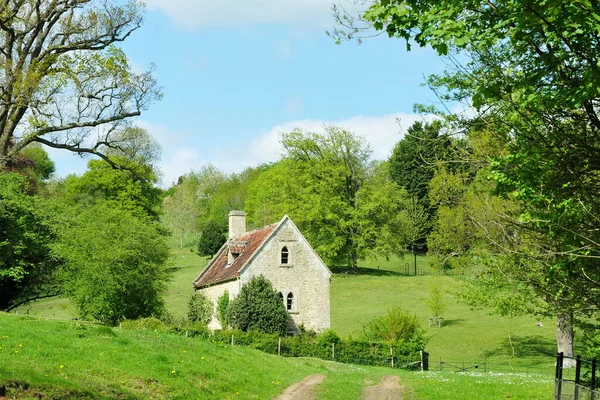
top-left (273, 374), bottom-right (326, 400)
top-left (362, 375), bottom-right (404, 400)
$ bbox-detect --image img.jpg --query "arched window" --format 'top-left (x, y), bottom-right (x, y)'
top-left (281, 246), bottom-right (289, 264)
top-left (286, 292), bottom-right (294, 311)
top-left (278, 292), bottom-right (283, 302)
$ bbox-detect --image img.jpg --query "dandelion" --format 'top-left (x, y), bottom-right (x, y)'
top-left (171, 370), bottom-right (176, 374)
top-left (201, 356), bottom-right (204, 360)
top-left (18, 344), bottom-right (22, 347)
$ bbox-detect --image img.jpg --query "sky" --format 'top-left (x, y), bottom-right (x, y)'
top-left (48, 1), bottom-right (449, 188)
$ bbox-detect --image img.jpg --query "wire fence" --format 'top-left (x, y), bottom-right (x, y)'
top-left (437, 359), bottom-right (555, 375)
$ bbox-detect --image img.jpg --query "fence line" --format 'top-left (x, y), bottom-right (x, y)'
top-left (437, 358), bottom-right (555, 375)
top-left (555, 353), bottom-right (599, 400)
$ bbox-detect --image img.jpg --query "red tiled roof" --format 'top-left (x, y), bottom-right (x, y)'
top-left (193, 223), bottom-right (278, 287)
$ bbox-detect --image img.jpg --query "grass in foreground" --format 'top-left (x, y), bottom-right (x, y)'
top-left (1, 313), bottom-right (553, 399)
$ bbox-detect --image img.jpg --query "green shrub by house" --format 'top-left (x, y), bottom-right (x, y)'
top-left (227, 275), bottom-right (288, 334)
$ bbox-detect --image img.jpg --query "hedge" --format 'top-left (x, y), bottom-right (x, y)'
top-left (123, 318), bottom-right (425, 369)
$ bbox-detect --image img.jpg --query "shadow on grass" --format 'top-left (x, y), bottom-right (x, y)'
top-left (329, 266), bottom-right (403, 277)
top-left (483, 334), bottom-right (556, 359)
top-left (439, 318), bottom-right (466, 327)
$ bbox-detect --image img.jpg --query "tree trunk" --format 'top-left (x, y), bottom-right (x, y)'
top-left (556, 310), bottom-right (576, 367)
top-left (413, 246), bottom-right (417, 275)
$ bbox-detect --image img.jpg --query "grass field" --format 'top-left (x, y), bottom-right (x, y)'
top-left (15, 247), bottom-right (558, 374)
top-left (0, 313), bottom-right (553, 399)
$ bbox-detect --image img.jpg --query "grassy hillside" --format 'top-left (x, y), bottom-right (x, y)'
top-left (0, 313), bottom-right (553, 399)
top-left (15, 248), bottom-right (558, 373)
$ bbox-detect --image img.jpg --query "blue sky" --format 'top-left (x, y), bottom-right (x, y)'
top-left (49, 1), bottom-right (449, 187)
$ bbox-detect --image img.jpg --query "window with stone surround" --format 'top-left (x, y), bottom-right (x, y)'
top-left (286, 292), bottom-right (294, 311)
top-left (281, 246), bottom-right (289, 265)
top-left (279, 242), bottom-right (293, 267)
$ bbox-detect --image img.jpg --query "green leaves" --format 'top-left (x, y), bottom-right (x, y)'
top-left (246, 127), bottom-right (407, 268)
top-left (52, 203), bottom-right (170, 325)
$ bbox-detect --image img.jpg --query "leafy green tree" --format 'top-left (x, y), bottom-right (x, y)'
top-left (362, 307), bottom-right (427, 345)
top-left (0, 1), bottom-right (160, 169)
top-left (0, 173), bottom-right (59, 311)
top-left (64, 157), bottom-right (162, 220)
top-left (425, 279), bottom-right (447, 321)
top-left (163, 175), bottom-right (200, 248)
top-left (247, 128), bottom-right (409, 268)
top-left (228, 276), bottom-right (288, 334)
top-left (4, 144), bottom-right (55, 194)
top-left (188, 292), bottom-right (213, 326)
top-left (197, 220), bottom-right (227, 257)
top-left (389, 121), bottom-right (453, 206)
top-left (52, 204), bottom-right (170, 325)
top-left (335, 0), bottom-right (600, 357)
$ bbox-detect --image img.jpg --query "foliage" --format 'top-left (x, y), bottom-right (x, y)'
top-left (389, 121), bottom-right (458, 210)
top-left (187, 292), bottom-right (213, 326)
top-left (0, 1), bottom-right (160, 169)
top-left (228, 276), bottom-right (288, 334)
top-left (51, 203), bottom-right (170, 325)
top-left (425, 279), bottom-right (447, 319)
top-left (64, 157), bottom-right (162, 220)
top-left (0, 173), bottom-right (58, 311)
top-left (197, 220), bottom-right (226, 257)
top-left (216, 291), bottom-right (230, 329)
top-left (361, 307), bottom-right (427, 345)
top-left (247, 128), bottom-right (410, 267)
top-left (352, 0), bottom-right (600, 351)
top-left (5, 144), bottom-right (56, 194)
top-left (163, 175), bottom-right (200, 248)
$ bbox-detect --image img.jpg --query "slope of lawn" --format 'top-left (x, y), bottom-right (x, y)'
top-left (334, 256), bottom-right (558, 373)
top-left (0, 313), bottom-right (554, 399)
top-left (16, 248), bottom-right (558, 373)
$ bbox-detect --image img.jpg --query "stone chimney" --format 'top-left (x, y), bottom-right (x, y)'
top-left (228, 210), bottom-right (246, 239)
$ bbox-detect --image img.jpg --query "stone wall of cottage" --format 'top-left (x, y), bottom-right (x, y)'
top-left (200, 279), bottom-right (240, 330)
top-left (240, 220), bottom-right (331, 332)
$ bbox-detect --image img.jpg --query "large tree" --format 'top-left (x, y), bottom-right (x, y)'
top-left (0, 173), bottom-right (58, 311)
top-left (335, 0), bottom-right (600, 358)
top-left (52, 203), bottom-right (170, 325)
top-left (0, 0), bottom-right (160, 169)
top-left (246, 127), bottom-right (410, 268)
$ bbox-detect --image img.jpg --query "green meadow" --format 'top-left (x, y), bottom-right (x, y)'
top-left (9, 247), bottom-right (559, 398)
top-left (0, 313), bottom-right (553, 399)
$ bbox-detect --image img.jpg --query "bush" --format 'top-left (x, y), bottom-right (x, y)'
top-left (53, 204), bottom-right (170, 325)
top-left (228, 275), bottom-right (288, 334)
top-left (361, 307), bottom-right (427, 345)
top-left (188, 292), bottom-right (213, 326)
top-left (216, 291), bottom-right (230, 328)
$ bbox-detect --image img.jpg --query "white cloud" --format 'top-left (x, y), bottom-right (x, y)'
top-left (144, 0), bottom-right (339, 29)
top-left (205, 112), bottom-right (435, 175)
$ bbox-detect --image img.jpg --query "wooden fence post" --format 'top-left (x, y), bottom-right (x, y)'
top-left (231, 334), bottom-right (234, 346)
top-left (332, 343), bottom-right (335, 361)
top-left (575, 355), bottom-right (582, 400)
top-left (591, 358), bottom-right (597, 400)
top-left (391, 347), bottom-right (394, 369)
top-left (278, 337), bottom-right (281, 356)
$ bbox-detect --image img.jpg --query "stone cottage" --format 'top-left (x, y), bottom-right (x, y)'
top-left (193, 211), bottom-right (331, 332)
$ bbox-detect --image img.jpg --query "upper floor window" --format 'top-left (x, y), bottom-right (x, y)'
top-left (281, 246), bottom-right (289, 265)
